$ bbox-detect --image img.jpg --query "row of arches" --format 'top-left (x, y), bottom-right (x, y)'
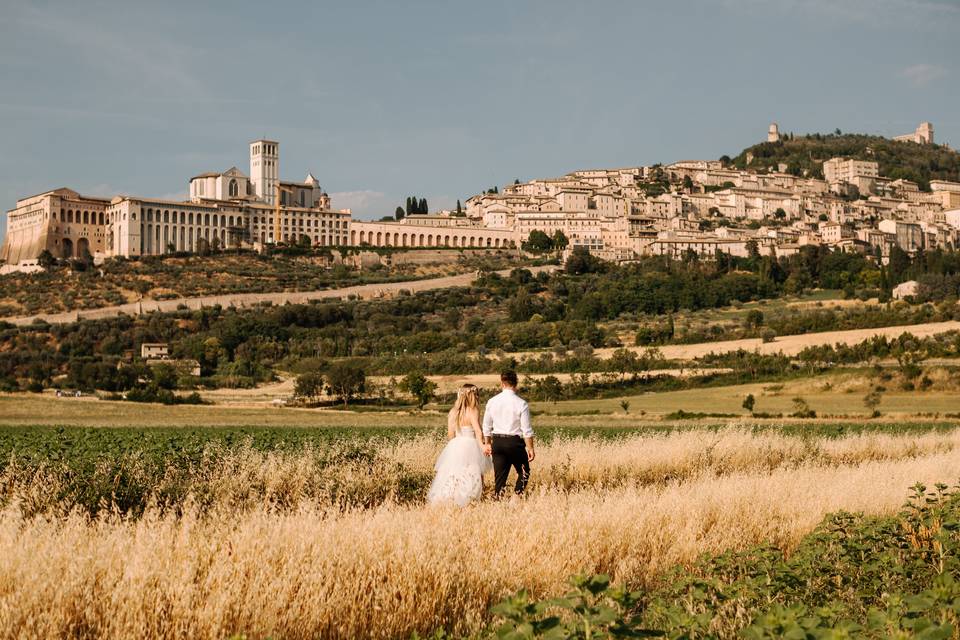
top-left (143, 224), bottom-right (229, 254)
top-left (143, 209), bottom-right (241, 227)
top-left (59, 237), bottom-right (90, 259)
top-left (55, 209), bottom-right (103, 225)
top-left (350, 230), bottom-right (512, 249)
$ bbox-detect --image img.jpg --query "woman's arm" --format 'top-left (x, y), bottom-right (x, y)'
top-left (446, 413), bottom-right (457, 440)
top-left (470, 409), bottom-right (484, 446)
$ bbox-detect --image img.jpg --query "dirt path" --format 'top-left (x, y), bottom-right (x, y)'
top-left (3, 265), bottom-right (557, 326)
top-left (513, 320), bottom-right (960, 363)
top-left (657, 320), bottom-right (960, 360)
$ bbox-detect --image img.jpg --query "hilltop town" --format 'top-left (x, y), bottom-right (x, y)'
top-left (2, 122), bottom-right (959, 272)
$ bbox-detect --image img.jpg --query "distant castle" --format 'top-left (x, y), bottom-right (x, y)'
top-left (767, 123), bottom-right (780, 143)
top-left (766, 121), bottom-right (934, 146)
top-left (894, 122), bottom-right (934, 145)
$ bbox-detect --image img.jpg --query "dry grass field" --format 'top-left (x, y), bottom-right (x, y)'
top-left (0, 427), bottom-right (959, 638)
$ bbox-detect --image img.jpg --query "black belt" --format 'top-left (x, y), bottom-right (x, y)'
top-left (492, 433), bottom-right (523, 438)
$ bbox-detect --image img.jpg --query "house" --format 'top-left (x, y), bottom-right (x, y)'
top-left (140, 343), bottom-right (169, 360)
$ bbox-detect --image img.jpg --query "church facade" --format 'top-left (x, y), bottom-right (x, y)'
top-left (2, 139), bottom-right (351, 262)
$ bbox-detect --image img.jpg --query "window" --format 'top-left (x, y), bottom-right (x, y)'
top-left (229, 179), bottom-right (238, 197)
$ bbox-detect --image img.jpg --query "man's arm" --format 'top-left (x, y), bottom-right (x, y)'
top-left (482, 399), bottom-right (494, 439)
top-left (520, 401), bottom-right (535, 461)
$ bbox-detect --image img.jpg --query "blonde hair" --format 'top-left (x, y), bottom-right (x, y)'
top-left (449, 384), bottom-right (480, 427)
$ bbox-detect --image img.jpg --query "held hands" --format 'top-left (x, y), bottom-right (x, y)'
top-left (483, 444), bottom-right (492, 456)
top-left (526, 447), bottom-right (536, 462)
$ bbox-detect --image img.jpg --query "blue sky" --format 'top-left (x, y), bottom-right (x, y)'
top-left (1, 0), bottom-right (958, 230)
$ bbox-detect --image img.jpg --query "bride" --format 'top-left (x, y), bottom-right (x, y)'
top-left (427, 384), bottom-right (492, 507)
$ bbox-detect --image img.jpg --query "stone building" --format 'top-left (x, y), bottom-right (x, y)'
top-left (767, 122), bottom-right (780, 143)
top-left (894, 122), bottom-right (934, 145)
top-left (1, 188), bottom-right (110, 263)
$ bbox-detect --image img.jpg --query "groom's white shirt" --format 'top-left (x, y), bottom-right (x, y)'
top-left (482, 389), bottom-right (533, 438)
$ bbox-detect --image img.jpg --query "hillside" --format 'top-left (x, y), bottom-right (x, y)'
top-left (0, 249), bottom-right (509, 317)
top-left (732, 132), bottom-right (960, 189)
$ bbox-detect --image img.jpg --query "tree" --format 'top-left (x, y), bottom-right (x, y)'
top-left (682, 175), bottom-right (694, 191)
top-left (742, 393), bottom-right (756, 415)
top-left (745, 309), bottom-right (764, 330)
top-left (37, 250), bottom-right (56, 269)
top-left (401, 372), bottom-right (436, 409)
top-left (294, 372), bottom-right (325, 402)
top-left (395, 206), bottom-right (405, 221)
top-left (419, 197), bottom-right (428, 215)
top-left (325, 363), bottom-right (365, 408)
top-left (619, 399), bottom-right (630, 414)
top-left (773, 208), bottom-right (786, 220)
top-left (523, 230), bottom-right (554, 254)
top-left (790, 396), bottom-right (816, 418)
top-left (609, 348), bottom-right (640, 380)
top-left (455, 200), bottom-right (463, 216)
top-left (551, 230), bottom-right (569, 253)
top-left (565, 247), bottom-right (604, 275)
top-left (538, 375), bottom-right (563, 404)
top-left (863, 389), bottom-right (882, 417)
top-left (151, 363), bottom-right (178, 390)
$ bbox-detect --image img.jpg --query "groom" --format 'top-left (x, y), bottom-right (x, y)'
top-left (482, 371), bottom-right (535, 498)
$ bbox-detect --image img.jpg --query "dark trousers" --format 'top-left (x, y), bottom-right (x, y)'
top-left (491, 435), bottom-right (530, 497)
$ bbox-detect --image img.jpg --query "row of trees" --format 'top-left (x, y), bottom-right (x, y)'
top-left (293, 366), bottom-right (437, 409)
top-left (522, 230), bottom-right (569, 255)
top-left (395, 196), bottom-right (430, 220)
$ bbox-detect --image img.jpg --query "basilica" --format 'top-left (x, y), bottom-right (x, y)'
top-left (1, 140), bottom-right (349, 264)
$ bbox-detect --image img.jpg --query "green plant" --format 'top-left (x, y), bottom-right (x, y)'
top-left (491, 574), bottom-right (661, 639)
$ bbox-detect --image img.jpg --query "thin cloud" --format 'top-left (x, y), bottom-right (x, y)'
top-left (11, 4), bottom-right (208, 98)
top-left (899, 63), bottom-right (947, 87)
top-left (330, 190), bottom-right (389, 218)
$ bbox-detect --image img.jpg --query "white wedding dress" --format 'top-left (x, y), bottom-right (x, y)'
top-left (427, 427), bottom-right (493, 507)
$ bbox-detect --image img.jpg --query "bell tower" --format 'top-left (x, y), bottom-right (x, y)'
top-left (250, 139), bottom-right (279, 204)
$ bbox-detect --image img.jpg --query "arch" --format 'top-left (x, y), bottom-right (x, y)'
top-left (401, 233), bottom-right (408, 247)
top-left (486, 237), bottom-right (492, 247)
top-left (98, 212), bottom-right (104, 225)
top-left (427, 234), bottom-right (434, 246)
top-left (145, 225), bottom-right (153, 253)
top-left (180, 227), bottom-right (185, 250)
top-left (76, 237), bottom-right (89, 258)
top-left (67, 210), bottom-right (74, 223)
top-left (155, 226), bottom-right (160, 253)
top-left (351, 231), bottom-right (357, 244)
top-left (443, 235), bottom-right (450, 246)
top-left (418, 233), bottom-right (425, 247)
top-left (393, 232), bottom-right (399, 245)
top-left (376, 232), bottom-right (382, 244)
top-left (228, 216), bottom-right (234, 227)
top-left (229, 179), bottom-right (238, 197)
top-left (82, 211), bottom-right (89, 224)
top-left (188, 212), bottom-right (194, 225)
top-left (204, 213), bottom-right (210, 226)
top-left (61, 238), bottom-right (73, 258)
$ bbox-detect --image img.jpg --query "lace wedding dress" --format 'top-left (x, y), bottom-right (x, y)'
top-left (427, 427), bottom-right (492, 507)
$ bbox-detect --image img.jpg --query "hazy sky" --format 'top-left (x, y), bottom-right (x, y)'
top-left (1, 0), bottom-right (958, 229)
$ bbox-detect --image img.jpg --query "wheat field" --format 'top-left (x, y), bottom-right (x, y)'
top-left (1, 427), bottom-right (959, 638)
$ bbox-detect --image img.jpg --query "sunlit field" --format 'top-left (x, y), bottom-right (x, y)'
top-left (0, 421), bottom-right (959, 638)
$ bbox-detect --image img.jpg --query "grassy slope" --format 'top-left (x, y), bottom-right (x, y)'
top-left (733, 132), bottom-right (960, 187)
